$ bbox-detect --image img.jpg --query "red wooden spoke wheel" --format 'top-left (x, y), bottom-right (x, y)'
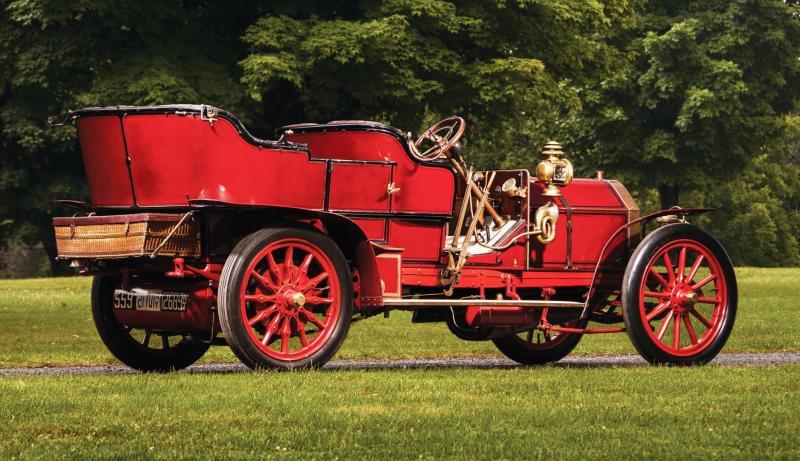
top-left (622, 224), bottom-right (737, 365)
top-left (492, 318), bottom-right (588, 365)
top-left (219, 227), bottom-right (352, 369)
top-left (91, 275), bottom-right (210, 372)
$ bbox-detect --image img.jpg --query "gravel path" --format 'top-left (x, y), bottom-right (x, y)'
top-left (1, 352), bottom-right (798, 376)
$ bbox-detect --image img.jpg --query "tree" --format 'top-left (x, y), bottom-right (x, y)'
top-left (0, 0), bottom-right (257, 272)
top-left (694, 114), bottom-right (800, 266)
top-left (575, 0), bottom-right (800, 209)
top-left (239, 0), bottom-right (636, 168)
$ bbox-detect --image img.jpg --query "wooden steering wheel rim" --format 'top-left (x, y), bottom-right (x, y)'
top-left (411, 116), bottom-right (466, 161)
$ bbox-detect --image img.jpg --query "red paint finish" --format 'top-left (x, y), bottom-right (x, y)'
top-left (288, 130), bottom-right (454, 215)
top-left (239, 238), bottom-right (342, 360)
top-left (75, 116), bottom-right (135, 206)
top-left (638, 239), bottom-right (729, 356)
top-left (388, 220), bottom-right (445, 261)
top-left (350, 218), bottom-right (387, 241)
top-left (401, 266), bottom-right (622, 289)
top-left (465, 306), bottom-right (536, 327)
top-left (121, 114), bottom-right (327, 208)
top-left (328, 163), bottom-right (391, 212)
top-left (530, 178), bottom-right (630, 269)
top-left (63, 107), bottom-right (680, 354)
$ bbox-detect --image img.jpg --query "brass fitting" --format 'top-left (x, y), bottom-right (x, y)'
top-left (535, 141), bottom-right (573, 197)
top-left (500, 178), bottom-right (527, 198)
top-left (533, 200), bottom-right (559, 244)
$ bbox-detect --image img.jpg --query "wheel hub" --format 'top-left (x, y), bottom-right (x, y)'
top-left (286, 291), bottom-right (306, 308)
top-left (670, 283), bottom-right (697, 312)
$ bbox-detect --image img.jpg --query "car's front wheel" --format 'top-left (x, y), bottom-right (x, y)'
top-left (622, 224), bottom-right (737, 365)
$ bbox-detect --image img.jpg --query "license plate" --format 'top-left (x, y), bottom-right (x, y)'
top-left (113, 289), bottom-right (188, 312)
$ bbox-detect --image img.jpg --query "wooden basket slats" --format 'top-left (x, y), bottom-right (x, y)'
top-left (53, 213), bottom-right (201, 258)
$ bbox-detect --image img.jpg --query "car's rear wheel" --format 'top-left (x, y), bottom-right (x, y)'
top-left (492, 318), bottom-right (588, 365)
top-left (622, 224), bottom-right (737, 365)
top-left (92, 275), bottom-right (210, 372)
top-left (218, 227), bottom-right (353, 370)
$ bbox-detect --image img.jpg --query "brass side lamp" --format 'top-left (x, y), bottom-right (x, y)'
top-left (535, 141), bottom-right (573, 197)
top-left (532, 141), bottom-right (573, 244)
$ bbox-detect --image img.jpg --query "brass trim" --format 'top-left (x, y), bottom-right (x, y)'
top-left (383, 298), bottom-right (584, 309)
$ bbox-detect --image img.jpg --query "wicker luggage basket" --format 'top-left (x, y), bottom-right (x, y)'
top-left (53, 213), bottom-right (201, 259)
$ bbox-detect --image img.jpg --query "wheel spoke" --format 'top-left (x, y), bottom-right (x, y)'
top-left (686, 255), bottom-right (705, 284)
top-left (280, 318), bottom-right (290, 354)
top-left (677, 247), bottom-right (687, 282)
top-left (244, 294), bottom-right (276, 304)
top-left (300, 310), bottom-right (326, 330)
top-left (161, 334), bottom-right (170, 350)
top-left (267, 252), bottom-right (282, 282)
top-left (689, 307), bottom-right (712, 328)
top-left (696, 297), bottom-right (720, 305)
top-left (248, 305), bottom-right (277, 326)
top-left (284, 246), bottom-right (294, 274)
top-left (691, 274), bottom-right (717, 291)
top-left (672, 313), bottom-right (681, 349)
top-left (684, 314), bottom-right (698, 345)
top-left (656, 311), bottom-right (673, 340)
top-left (643, 290), bottom-right (667, 299)
top-left (300, 272), bottom-right (328, 292)
top-left (297, 318), bottom-right (310, 346)
top-left (305, 294), bottom-right (333, 305)
top-left (648, 267), bottom-right (670, 289)
top-left (142, 330), bottom-right (152, 347)
top-left (299, 253), bottom-right (314, 275)
top-left (526, 329), bottom-right (534, 343)
top-left (261, 314), bottom-right (283, 345)
top-left (645, 302), bottom-right (671, 321)
top-left (663, 252), bottom-right (676, 283)
top-left (251, 271), bottom-right (277, 291)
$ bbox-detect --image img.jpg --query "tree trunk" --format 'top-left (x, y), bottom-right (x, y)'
top-left (658, 184), bottom-right (680, 210)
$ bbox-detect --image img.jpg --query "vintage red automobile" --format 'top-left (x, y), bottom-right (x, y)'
top-left (50, 104), bottom-right (737, 370)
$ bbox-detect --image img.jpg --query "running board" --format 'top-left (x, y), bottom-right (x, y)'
top-left (382, 298), bottom-right (584, 309)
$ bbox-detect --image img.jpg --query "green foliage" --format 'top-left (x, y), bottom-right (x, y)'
top-left (0, 0), bottom-right (797, 268)
top-left (695, 115), bottom-right (800, 266)
top-left (576, 1), bottom-right (800, 197)
top-left (0, 0), bottom-right (256, 269)
top-left (240, 0), bottom-right (634, 167)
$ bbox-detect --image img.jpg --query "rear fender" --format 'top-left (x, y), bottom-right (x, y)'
top-left (193, 200), bottom-right (383, 309)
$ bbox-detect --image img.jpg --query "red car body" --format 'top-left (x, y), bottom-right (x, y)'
top-left (52, 105), bottom-right (737, 370)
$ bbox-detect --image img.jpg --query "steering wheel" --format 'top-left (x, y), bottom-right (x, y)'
top-left (409, 116), bottom-right (466, 162)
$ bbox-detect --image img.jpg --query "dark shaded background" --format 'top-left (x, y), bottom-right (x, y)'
top-left (1, 0), bottom-right (798, 276)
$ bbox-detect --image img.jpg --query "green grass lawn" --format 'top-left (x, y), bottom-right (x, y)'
top-left (2, 366), bottom-right (799, 460)
top-left (0, 268), bottom-right (797, 367)
top-left (1, 268), bottom-right (799, 460)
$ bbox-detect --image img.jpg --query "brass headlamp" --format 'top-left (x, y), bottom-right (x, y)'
top-left (531, 141), bottom-right (573, 244)
top-left (535, 141), bottom-right (573, 197)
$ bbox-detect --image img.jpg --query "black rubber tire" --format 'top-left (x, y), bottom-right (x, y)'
top-left (91, 275), bottom-right (210, 372)
top-left (622, 223), bottom-right (737, 365)
top-left (218, 227), bottom-right (353, 370)
top-left (492, 317), bottom-right (589, 365)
